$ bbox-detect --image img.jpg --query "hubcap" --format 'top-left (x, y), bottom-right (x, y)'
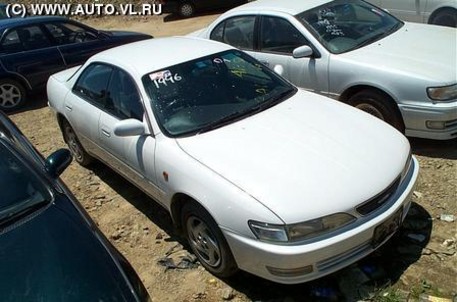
top-left (65, 126), bottom-right (83, 161)
top-left (356, 103), bottom-right (385, 121)
top-left (186, 216), bottom-right (221, 267)
top-left (0, 83), bottom-right (22, 108)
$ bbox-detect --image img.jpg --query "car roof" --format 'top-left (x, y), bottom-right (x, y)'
top-left (229, 0), bottom-right (332, 15)
top-left (0, 16), bottom-right (69, 30)
top-left (90, 36), bottom-right (235, 76)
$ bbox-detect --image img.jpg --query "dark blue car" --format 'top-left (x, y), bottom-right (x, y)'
top-left (0, 16), bottom-right (151, 112)
top-left (0, 111), bottom-right (151, 301)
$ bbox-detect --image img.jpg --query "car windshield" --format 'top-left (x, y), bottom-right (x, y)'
top-left (142, 50), bottom-right (296, 137)
top-left (0, 142), bottom-right (51, 225)
top-left (296, 0), bottom-right (402, 54)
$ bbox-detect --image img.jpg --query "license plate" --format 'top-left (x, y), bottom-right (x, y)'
top-left (372, 208), bottom-right (403, 248)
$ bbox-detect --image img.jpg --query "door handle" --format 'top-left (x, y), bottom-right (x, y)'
top-left (65, 105), bottom-right (72, 111)
top-left (101, 129), bottom-right (111, 137)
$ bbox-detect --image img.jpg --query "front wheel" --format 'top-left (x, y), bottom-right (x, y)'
top-left (62, 120), bottom-right (93, 166)
top-left (348, 90), bottom-right (404, 132)
top-left (181, 202), bottom-right (238, 278)
top-left (0, 79), bottom-right (26, 112)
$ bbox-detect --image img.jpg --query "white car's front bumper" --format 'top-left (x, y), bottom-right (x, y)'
top-left (399, 100), bottom-right (457, 140)
top-left (222, 157), bottom-right (419, 284)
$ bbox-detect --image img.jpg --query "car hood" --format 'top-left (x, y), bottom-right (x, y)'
top-left (0, 199), bottom-right (134, 301)
top-left (176, 91), bottom-right (410, 223)
top-left (340, 22), bottom-right (457, 83)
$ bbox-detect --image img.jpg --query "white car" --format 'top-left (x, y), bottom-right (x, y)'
top-left (47, 37), bottom-right (419, 284)
top-left (366, 0), bottom-right (457, 27)
top-left (192, 0), bottom-right (457, 140)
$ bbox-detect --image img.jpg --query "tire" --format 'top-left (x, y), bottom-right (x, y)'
top-left (179, 3), bottom-right (195, 17)
top-left (62, 120), bottom-right (93, 166)
top-left (0, 79), bottom-right (26, 112)
top-left (348, 90), bottom-right (405, 132)
top-left (430, 8), bottom-right (457, 28)
top-left (181, 202), bottom-right (238, 278)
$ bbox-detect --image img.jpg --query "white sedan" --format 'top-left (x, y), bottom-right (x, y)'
top-left (47, 37), bottom-right (419, 284)
top-left (192, 0), bottom-right (457, 140)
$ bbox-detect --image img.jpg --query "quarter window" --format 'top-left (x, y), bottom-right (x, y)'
top-left (260, 17), bottom-right (308, 54)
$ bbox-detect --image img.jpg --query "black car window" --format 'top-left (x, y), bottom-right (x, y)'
top-left (0, 142), bottom-right (51, 225)
top-left (45, 22), bottom-right (98, 45)
top-left (260, 16), bottom-right (308, 54)
top-left (105, 68), bottom-right (144, 120)
top-left (73, 64), bottom-right (113, 106)
top-left (1, 30), bottom-right (22, 52)
top-left (211, 16), bottom-right (255, 50)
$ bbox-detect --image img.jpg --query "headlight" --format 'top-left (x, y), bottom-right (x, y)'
top-left (427, 84), bottom-right (457, 101)
top-left (249, 213), bottom-right (356, 243)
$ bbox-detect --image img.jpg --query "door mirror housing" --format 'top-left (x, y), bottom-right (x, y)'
top-left (114, 119), bottom-right (145, 137)
top-left (292, 45), bottom-right (313, 59)
top-left (45, 149), bottom-right (72, 178)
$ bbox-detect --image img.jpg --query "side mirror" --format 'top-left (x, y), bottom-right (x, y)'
top-left (114, 119), bottom-right (145, 137)
top-left (273, 65), bottom-right (284, 76)
top-left (292, 45), bottom-right (313, 59)
top-left (45, 149), bottom-right (72, 178)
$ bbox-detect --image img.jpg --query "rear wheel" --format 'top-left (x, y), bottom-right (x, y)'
top-left (181, 202), bottom-right (238, 278)
top-left (348, 90), bottom-right (404, 132)
top-left (62, 120), bottom-right (93, 166)
top-left (430, 8), bottom-right (457, 27)
top-left (0, 79), bottom-right (26, 112)
top-left (179, 3), bottom-right (195, 17)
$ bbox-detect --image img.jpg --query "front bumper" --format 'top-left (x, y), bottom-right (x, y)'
top-left (222, 157), bottom-right (419, 284)
top-left (399, 100), bottom-right (457, 140)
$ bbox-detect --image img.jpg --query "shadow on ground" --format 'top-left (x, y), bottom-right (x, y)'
top-left (163, 9), bottom-right (226, 22)
top-left (410, 137), bottom-right (457, 160)
top-left (5, 91), bottom-right (48, 115)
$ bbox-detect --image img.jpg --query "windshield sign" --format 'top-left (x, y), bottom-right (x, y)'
top-left (297, 0), bottom-right (402, 54)
top-left (142, 50), bottom-right (296, 137)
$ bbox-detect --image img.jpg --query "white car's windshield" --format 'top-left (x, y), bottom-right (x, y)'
top-left (296, 0), bottom-right (403, 54)
top-left (143, 50), bottom-right (296, 137)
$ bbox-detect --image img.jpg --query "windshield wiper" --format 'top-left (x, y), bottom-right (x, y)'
top-left (355, 22), bottom-right (403, 50)
top-left (197, 88), bottom-right (295, 135)
top-left (0, 194), bottom-right (48, 228)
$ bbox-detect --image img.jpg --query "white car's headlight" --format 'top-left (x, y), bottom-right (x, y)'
top-left (427, 84), bottom-right (457, 101)
top-left (249, 213), bottom-right (356, 243)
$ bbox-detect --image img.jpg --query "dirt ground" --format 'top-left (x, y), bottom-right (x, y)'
top-left (9, 13), bottom-right (457, 302)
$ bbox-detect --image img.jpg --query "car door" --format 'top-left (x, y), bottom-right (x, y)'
top-left (255, 15), bottom-right (329, 95)
top-left (43, 21), bottom-right (109, 67)
top-left (98, 67), bottom-right (160, 199)
top-left (379, 0), bottom-right (425, 22)
top-left (65, 63), bottom-right (111, 156)
top-left (0, 25), bottom-right (65, 89)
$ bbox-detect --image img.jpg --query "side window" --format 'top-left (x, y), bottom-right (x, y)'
top-left (73, 64), bottom-right (112, 106)
top-left (1, 26), bottom-right (51, 52)
top-left (1, 30), bottom-right (22, 52)
top-left (211, 16), bottom-right (255, 50)
top-left (45, 22), bottom-right (98, 45)
top-left (260, 17), bottom-right (308, 54)
top-left (106, 69), bottom-right (144, 120)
